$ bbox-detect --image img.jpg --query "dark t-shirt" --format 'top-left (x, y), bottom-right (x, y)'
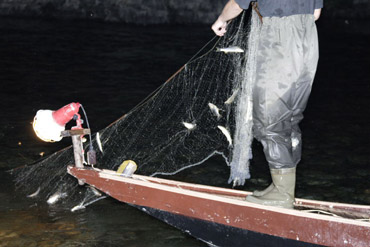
top-left (235, 0), bottom-right (323, 17)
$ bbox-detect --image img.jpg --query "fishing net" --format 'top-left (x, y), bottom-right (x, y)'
top-left (11, 10), bottom-right (261, 207)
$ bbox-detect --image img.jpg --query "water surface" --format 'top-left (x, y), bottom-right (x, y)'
top-left (0, 17), bottom-right (369, 246)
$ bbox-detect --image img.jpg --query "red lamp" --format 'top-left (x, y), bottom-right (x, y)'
top-left (33, 102), bottom-right (81, 142)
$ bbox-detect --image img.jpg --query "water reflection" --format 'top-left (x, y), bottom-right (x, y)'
top-left (0, 179), bottom-right (205, 246)
top-left (0, 208), bottom-right (90, 246)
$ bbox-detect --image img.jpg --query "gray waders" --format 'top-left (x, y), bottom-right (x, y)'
top-left (246, 14), bottom-right (319, 208)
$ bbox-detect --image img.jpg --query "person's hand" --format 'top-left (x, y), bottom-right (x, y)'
top-left (212, 18), bottom-right (227, 36)
top-left (314, 8), bottom-right (322, 21)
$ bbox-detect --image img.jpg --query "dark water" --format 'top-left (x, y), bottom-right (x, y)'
top-left (1, 17), bottom-right (369, 246)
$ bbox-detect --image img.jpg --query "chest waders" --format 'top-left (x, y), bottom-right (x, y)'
top-left (246, 14), bottom-right (319, 208)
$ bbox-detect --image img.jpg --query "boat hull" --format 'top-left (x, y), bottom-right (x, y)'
top-left (67, 166), bottom-right (370, 247)
top-left (133, 205), bottom-right (320, 247)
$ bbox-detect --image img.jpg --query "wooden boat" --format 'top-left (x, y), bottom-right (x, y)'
top-left (67, 165), bottom-right (370, 247)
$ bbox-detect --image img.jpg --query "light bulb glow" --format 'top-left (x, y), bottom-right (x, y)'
top-left (33, 110), bottom-right (65, 142)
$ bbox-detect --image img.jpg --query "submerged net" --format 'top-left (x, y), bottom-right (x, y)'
top-left (11, 10), bottom-right (261, 207)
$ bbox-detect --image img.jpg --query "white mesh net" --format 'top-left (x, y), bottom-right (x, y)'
top-left (11, 10), bottom-right (261, 207)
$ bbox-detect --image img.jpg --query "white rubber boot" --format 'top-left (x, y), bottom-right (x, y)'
top-left (253, 183), bottom-right (275, 196)
top-left (246, 168), bottom-right (296, 209)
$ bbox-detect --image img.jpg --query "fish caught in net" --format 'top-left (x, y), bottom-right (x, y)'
top-left (11, 10), bottom-right (261, 208)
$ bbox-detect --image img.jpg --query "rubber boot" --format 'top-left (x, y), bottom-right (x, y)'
top-left (246, 167), bottom-right (296, 209)
top-left (253, 183), bottom-right (274, 196)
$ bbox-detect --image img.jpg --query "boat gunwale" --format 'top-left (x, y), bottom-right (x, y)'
top-left (69, 166), bottom-right (370, 227)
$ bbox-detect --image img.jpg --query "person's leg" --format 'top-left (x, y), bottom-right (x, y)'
top-left (253, 15), bottom-right (305, 170)
top-left (291, 17), bottom-right (319, 164)
top-left (248, 15), bottom-right (319, 208)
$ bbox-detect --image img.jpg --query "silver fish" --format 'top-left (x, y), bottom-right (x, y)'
top-left (71, 203), bottom-right (86, 212)
top-left (47, 191), bottom-right (67, 205)
top-left (291, 137), bottom-right (300, 150)
top-left (208, 103), bottom-right (222, 120)
top-left (216, 46), bottom-right (244, 54)
top-left (71, 196), bottom-right (107, 212)
top-left (89, 186), bottom-right (102, 197)
top-left (225, 89), bottom-right (240, 105)
top-left (27, 187), bottom-right (40, 198)
top-left (183, 122), bottom-right (196, 130)
top-left (96, 132), bottom-right (103, 153)
top-left (217, 126), bottom-right (233, 147)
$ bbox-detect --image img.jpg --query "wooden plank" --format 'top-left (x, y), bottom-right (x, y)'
top-left (61, 128), bottom-right (90, 137)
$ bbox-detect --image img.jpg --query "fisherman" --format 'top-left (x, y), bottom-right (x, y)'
top-left (212, 0), bottom-right (323, 208)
